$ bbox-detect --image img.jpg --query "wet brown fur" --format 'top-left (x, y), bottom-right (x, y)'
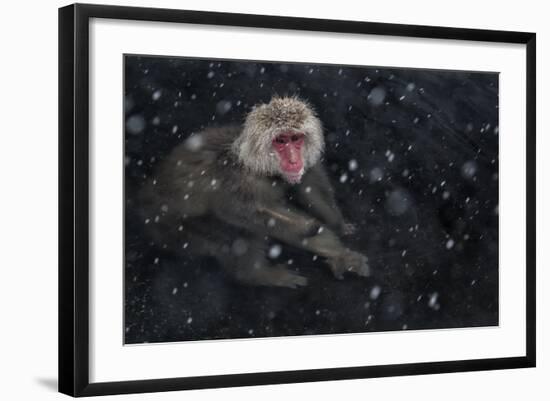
top-left (138, 97), bottom-right (369, 288)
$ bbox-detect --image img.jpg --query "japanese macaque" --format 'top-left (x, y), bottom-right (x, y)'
top-left (140, 96), bottom-right (369, 288)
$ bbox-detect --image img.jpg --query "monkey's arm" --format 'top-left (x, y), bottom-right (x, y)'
top-left (211, 190), bottom-right (369, 278)
top-left (297, 164), bottom-right (349, 235)
top-left (208, 169), bottom-right (369, 278)
top-left (211, 194), bottom-right (321, 241)
top-left (255, 206), bottom-right (361, 268)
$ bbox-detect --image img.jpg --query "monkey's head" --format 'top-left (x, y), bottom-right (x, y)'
top-left (232, 96), bottom-right (324, 184)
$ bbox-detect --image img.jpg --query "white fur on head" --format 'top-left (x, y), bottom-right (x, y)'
top-left (232, 96), bottom-right (324, 176)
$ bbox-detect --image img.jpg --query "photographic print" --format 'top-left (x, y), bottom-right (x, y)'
top-left (124, 55), bottom-right (499, 344)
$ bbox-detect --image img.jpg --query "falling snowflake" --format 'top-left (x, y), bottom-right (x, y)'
top-left (268, 244), bottom-right (282, 259)
top-left (152, 90), bottom-right (162, 101)
top-left (369, 286), bottom-right (381, 300)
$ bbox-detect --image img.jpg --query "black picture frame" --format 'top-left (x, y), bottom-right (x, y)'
top-left (59, 3), bottom-right (536, 397)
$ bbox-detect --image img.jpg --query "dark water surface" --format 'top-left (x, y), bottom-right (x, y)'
top-left (124, 55), bottom-right (499, 344)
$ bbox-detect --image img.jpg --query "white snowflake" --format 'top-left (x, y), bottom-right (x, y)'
top-left (369, 286), bottom-right (381, 300)
top-left (268, 244), bottom-right (282, 259)
top-left (152, 90), bottom-right (162, 101)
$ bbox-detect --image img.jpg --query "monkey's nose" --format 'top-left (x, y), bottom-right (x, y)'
top-left (289, 148), bottom-right (300, 162)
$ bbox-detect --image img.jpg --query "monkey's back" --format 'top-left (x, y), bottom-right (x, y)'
top-left (140, 125), bottom-right (238, 217)
top-left (139, 124), bottom-right (296, 257)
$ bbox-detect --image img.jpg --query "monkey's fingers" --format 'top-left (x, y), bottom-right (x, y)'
top-left (328, 250), bottom-right (370, 279)
top-left (347, 252), bottom-right (370, 277)
top-left (327, 255), bottom-right (348, 279)
top-left (351, 255), bottom-right (370, 277)
top-left (271, 266), bottom-right (309, 289)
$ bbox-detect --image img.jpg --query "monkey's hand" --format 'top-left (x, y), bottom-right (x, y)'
top-left (270, 265), bottom-right (309, 289)
top-left (259, 206), bottom-right (321, 238)
top-left (327, 249), bottom-right (370, 279)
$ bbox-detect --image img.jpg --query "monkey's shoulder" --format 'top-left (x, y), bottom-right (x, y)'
top-left (198, 125), bottom-right (242, 150)
top-left (172, 125), bottom-right (239, 156)
top-left (157, 126), bottom-right (238, 174)
top-left (156, 128), bottom-right (261, 189)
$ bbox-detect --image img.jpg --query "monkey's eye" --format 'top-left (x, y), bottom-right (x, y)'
top-left (275, 137), bottom-right (286, 144)
top-left (291, 135), bottom-right (299, 142)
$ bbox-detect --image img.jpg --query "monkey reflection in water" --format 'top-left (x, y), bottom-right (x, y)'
top-left (140, 96), bottom-right (369, 288)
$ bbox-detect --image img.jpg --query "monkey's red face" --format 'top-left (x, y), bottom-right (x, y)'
top-left (272, 131), bottom-right (305, 184)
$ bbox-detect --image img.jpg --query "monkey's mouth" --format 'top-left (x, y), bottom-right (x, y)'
top-left (284, 170), bottom-right (304, 184)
